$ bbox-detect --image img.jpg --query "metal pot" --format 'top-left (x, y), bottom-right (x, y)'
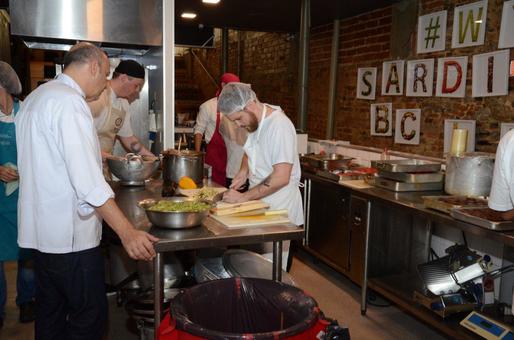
top-left (445, 152), bottom-right (495, 197)
top-left (161, 149), bottom-right (204, 187)
top-left (136, 253), bottom-right (184, 291)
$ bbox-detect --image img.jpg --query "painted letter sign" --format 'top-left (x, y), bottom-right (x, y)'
top-left (451, 1), bottom-right (487, 48)
top-left (356, 67), bottom-right (377, 100)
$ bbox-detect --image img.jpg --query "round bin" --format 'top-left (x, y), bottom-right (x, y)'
top-left (158, 277), bottom-right (330, 340)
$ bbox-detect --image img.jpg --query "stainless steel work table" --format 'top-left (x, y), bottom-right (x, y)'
top-left (110, 180), bottom-right (304, 339)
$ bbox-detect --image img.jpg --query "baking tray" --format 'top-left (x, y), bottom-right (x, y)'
top-left (378, 170), bottom-right (444, 183)
top-left (450, 207), bottom-right (514, 230)
top-left (371, 159), bottom-right (442, 173)
top-left (423, 195), bottom-right (488, 214)
top-left (367, 176), bottom-right (443, 192)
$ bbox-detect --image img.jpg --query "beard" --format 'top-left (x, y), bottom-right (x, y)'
top-left (245, 112), bottom-right (259, 132)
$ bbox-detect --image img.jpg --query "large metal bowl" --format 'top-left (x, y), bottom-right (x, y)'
top-left (107, 155), bottom-right (160, 185)
top-left (138, 197), bottom-right (210, 229)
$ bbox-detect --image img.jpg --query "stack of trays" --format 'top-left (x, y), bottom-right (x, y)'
top-left (369, 159), bottom-right (443, 192)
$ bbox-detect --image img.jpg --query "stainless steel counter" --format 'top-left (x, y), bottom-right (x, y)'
top-left (109, 180), bottom-right (304, 339)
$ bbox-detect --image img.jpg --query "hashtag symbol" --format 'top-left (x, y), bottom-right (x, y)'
top-left (424, 17), bottom-right (441, 49)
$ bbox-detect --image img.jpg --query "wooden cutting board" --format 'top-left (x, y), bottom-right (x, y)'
top-left (210, 200), bottom-right (270, 216)
top-left (209, 213), bottom-right (290, 229)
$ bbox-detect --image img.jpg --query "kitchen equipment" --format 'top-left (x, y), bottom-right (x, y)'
top-left (106, 154), bottom-right (160, 186)
top-left (460, 311), bottom-right (513, 340)
top-left (161, 149), bottom-right (205, 188)
top-left (413, 291), bottom-right (476, 318)
top-left (138, 197), bottom-right (211, 229)
top-left (371, 159), bottom-right (442, 173)
top-left (378, 170), bottom-right (444, 183)
top-left (450, 207), bottom-right (514, 231)
top-left (367, 175), bottom-right (443, 192)
top-left (450, 128), bottom-right (468, 156)
top-left (445, 152), bottom-right (495, 197)
top-left (423, 195), bottom-right (488, 214)
top-left (301, 153), bottom-right (353, 171)
top-left (136, 252), bottom-right (184, 290)
top-left (193, 248), bottom-right (231, 283)
top-left (210, 200), bottom-right (270, 216)
top-left (209, 212), bottom-right (291, 229)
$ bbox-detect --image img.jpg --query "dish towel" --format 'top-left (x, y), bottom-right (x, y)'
top-left (4, 162), bottom-right (18, 196)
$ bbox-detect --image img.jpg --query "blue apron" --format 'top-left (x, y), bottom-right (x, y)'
top-left (0, 99), bottom-right (28, 261)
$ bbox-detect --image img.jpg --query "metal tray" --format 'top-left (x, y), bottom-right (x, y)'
top-left (368, 176), bottom-right (443, 192)
top-left (423, 195), bottom-right (488, 214)
top-left (450, 207), bottom-right (514, 231)
top-left (378, 170), bottom-right (444, 183)
top-left (371, 159), bottom-right (442, 173)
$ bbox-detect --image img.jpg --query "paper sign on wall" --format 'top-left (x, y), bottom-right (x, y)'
top-left (406, 59), bottom-right (434, 97)
top-left (381, 61), bottom-right (404, 96)
top-left (499, 0), bottom-right (514, 48)
top-left (472, 50), bottom-right (510, 97)
top-left (370, 103), bottom-right (392, 136)
top-left (451, 1), bottom-right (487, 49)
top-left (356, 67), bottom-right (377, 100)
top-left (417, 10), bottom-right (447, 54)
top-left (394, 109), bottom-right (421, 145)
top-left (436, 56), bottom-right (468, 98)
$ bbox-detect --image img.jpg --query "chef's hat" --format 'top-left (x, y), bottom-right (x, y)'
top-left (217, 82), bottom-right (256, 116)
top-left (0, 61), bottom-right (22, 95)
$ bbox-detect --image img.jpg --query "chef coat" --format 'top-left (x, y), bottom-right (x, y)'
top-left (244, 105), bottom-right (304, 226)
top-left (15, 74), bottom-right (114, 254)
top-left (489, 129), bottom-right (514, 211)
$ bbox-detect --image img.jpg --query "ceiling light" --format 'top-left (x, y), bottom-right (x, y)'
top-left (475, 19), bottom-right (482, 23)
top-left (202, 0), bottom-right (220, 4)
top-left (181, 12), bottom-right (197, 19)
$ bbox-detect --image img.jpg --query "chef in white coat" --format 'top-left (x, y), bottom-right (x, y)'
top-left (219, 82), bottom-right (303, 269)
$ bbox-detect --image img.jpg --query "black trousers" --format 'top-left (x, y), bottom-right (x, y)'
top-left (34, 247), bottom-right (107, 340)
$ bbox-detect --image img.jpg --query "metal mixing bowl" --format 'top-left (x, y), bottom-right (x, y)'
top-left (138, 197), bottom-right (211, 229)
top-left (107, 155), bottom-right (160, 185)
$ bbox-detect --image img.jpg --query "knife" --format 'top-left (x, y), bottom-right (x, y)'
top-left (232, 209), bottom-right (288, 217)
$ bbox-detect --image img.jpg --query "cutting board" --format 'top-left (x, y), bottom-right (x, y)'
top-left (210, 200), bottom-right (270, 216)
top-left (210, 213), bottom-right (290, 229)
top-left (340, 179), bottom-right (373, 189)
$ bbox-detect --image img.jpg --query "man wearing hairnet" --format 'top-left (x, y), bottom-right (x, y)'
top-left (218, 83), bottom-right (303, 270)
top-left (0, 61), bottom-right (36, 328)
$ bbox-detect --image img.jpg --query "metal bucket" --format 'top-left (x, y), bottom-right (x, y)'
top-left (445, 152), bottom-right (495, 197)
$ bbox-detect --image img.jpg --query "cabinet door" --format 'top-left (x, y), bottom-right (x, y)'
top-left (308, 178), bottom-right (351, 271)
top-left (349, 195), bottom-right (368, 285)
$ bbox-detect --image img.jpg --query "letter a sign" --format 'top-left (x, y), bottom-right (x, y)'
top-left (451, 1), bottom-right (487, 48)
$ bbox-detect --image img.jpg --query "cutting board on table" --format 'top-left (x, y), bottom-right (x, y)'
top-left (210, 212), bottom-right (290, 229)
top-left (210, 200), bottom-right (270, 216)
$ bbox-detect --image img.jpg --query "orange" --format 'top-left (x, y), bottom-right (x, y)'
top-left (178, 176), bottom-right (197, 189)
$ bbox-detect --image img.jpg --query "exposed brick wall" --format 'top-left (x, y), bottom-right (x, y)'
top-left (193, 0), bottom-right (513, 157)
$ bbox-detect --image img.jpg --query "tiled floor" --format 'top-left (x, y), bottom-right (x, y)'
top-left (0, 254), bottom-right (444, 340)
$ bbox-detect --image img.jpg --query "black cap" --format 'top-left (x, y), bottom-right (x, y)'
top-left (114, 60), bottom-right (145, 79)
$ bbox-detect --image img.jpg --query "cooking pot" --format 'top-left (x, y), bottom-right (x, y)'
top-left (445, 152), bottom-right (495, 197)
top-left (161, 149), bottom-right (204, 187)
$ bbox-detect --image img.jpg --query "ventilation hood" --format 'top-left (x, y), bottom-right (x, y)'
top-left (9, 0), bottom-right (162, 52)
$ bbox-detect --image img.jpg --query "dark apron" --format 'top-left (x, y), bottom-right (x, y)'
top-left (205, 112), bottom-right (227, 186)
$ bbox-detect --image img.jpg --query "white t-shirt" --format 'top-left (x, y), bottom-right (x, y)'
top-left (15, 74), bottom-right (114, 253)
top-left (244, 105), bottom-right (304, 226)
top-left (489, 129), bottom-right (514, 211)
top-left (93, 88), bottom-right (133, 137)
top-left (194, 97), bottom-right (245, 178)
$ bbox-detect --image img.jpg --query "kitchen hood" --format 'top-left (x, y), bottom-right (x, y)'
top-left (9, 0), bottom-right (162, 49)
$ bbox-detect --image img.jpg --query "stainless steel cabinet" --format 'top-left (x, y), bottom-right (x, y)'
top-left (349, 195), bottom-right (369, 285)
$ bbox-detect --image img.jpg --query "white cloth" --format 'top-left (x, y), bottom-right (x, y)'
top-left (93, 88), bottom-right (133, 137)
top-left (15, 74), bottom-right (114, 253)
top-left (0, 106), bottom-right (14, 122)
top-left (489, 129), bottom-right (514, 211)
top-left (244, 105), bottom-right (304, 226)
top-left (194, 97), bottom-right (245, 178)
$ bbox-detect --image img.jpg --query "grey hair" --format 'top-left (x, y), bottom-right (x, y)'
top-left (63, 42), bottom-right (106, 70)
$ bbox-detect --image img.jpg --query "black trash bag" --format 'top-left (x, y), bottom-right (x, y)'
top-left (170, 277), bottom-right (322, 339)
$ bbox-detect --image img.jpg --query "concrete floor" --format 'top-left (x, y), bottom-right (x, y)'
top-left (0, 254), bottom-right (445, 340)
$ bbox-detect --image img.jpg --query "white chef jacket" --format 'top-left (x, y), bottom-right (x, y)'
top-left (489, 129), bottom-right (514, 211)
top-left (244, 105), bottom-right (304, 226)
top-left (15, 74), bottom-right (114, 253)
top-left (194, 97), bottom-right (245, 178)
top-left (92, 88), bottom-right (133, 138)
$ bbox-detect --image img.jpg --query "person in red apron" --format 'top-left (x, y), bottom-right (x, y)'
top-left (194, 73), bottom-right (242, 186)
top-left (0, 62), bottom-right (35, 328)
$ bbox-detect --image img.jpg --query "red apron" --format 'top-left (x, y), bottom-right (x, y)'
top-left (205, 112), bottom-right (227, 185)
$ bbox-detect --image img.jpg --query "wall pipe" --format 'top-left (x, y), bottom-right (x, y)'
top-left (297, 0), bottom-right (310, 131)
top-left (326, 19), bottom-right (340, 139)
top-left (221, 27), bottom-right (229, 74)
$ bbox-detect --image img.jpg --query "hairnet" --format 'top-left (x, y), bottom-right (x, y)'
top-left (217, 82), bottom-right (256, 116)
top-left (0, 61), bottom-right (22, 95)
